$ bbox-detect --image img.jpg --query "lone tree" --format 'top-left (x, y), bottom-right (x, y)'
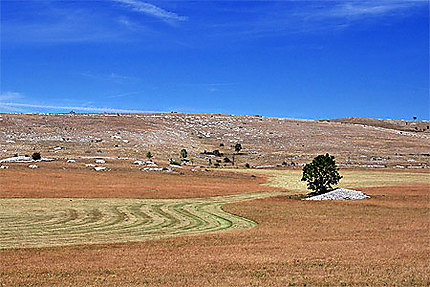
top-left (146, 151), bottom-right (153, 159)
top-left (180, 148), bottom-right (188, 159)
top-left (301, 153), bottom-right (342, 195)
top-left (234, 143), bottom-right (242, 153)
top-left (31, 152), bottom-right (41, 161)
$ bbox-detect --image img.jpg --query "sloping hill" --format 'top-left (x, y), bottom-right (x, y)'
top-left (0, 113), bottom-right (429, 168)
top-left (322, 118), bottom-right (430, 133)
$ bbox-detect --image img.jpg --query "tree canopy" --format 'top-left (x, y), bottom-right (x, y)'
top-left (301, 153), bottom-right (342, 194)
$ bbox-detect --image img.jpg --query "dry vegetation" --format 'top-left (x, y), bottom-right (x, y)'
top-left (0, 164), bottom-right (273, 198)
top-left (1, 113), bottom-right (429, 168)
top-left (0, 113), bottom-right (429, 286)
top-left (0, 191), bottom-right (282, 249)
top-left (1, 167), bottom-right (429, 286)
top-left (236, 168), bottom-right (430, 194)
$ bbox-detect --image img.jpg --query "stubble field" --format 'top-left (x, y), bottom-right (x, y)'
top-left (1, 165), bottom-right (429, 286)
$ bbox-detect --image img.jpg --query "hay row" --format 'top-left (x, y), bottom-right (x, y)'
top-left (0, 192), bottom-right (282, 249)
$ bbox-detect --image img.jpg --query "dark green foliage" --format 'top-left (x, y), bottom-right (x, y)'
top-left (169, 159), bottom-right (181, 166)
top-left (31, 152), bottom-right (41, 161)
top-left (146, 151), bottom-right (153, 159)
top-left (234, 143), bottom-right (242, 153)
top-left (223, 157), bottom-right (231, 163)
top-left (301, 153), bottom-right (342, 194)
top-left (180, 149), bottom-right (188, 159)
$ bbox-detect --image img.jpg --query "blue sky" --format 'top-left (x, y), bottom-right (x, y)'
top-left (1, 0), bottom-right (428, 120)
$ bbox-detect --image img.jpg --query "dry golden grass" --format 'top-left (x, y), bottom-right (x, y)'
top-left (0, 166), bottom-right (274, 198)
top-left (0, 168), bottom-right (429, 286)
top-left (237, 168), bottom-right (430, 194)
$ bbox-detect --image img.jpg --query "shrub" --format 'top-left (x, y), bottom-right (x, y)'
top-left (301, 153), bottom-right (342, 194)
top-left (234, 143), bottom-right (242, 153)
top-left (146, 151), bottom-right (153, 159)
top-left (169, 159), bottom-right (181, 166)
top-left (223, 157), bottom-right (231, 163)
top-left (31, 152), bottom-right (41, 161)
top-left (180, 149), bottom-right (188, 159)
top-left (213, 150), bottom-right (222, 157)
top-left (245, 163), bottom-right (250, 168)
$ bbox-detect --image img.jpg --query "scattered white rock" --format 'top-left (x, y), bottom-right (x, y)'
top-left (95, 159), bottom-right (106, 164)
top-left (141, 167), bottom-right (163, 171)
top-left (0, 156), bottom-right (32, 163)
top-left (94, 166), bottom-right (106, 171)
top-left (303, 188), bottom-right (370, 201)
top-left (170, 164), bottom-right (182, 168)
top-left (66, 159), bottom-right (76, 163)
top-left (163, 167), bottom-right (174, 172)
top-left (0, 165), bottom-right (9, 169)
top-left (28, 164), bottom-right (39, 169)
top-left (133, 160), bottom-right (145, 165)
top-left (85, 163), bottom-right (95, 167)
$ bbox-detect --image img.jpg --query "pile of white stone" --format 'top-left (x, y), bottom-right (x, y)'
top-left (303, 188), bottom-right (370, 201)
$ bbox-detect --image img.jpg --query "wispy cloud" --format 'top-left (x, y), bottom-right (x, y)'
top-left (320, 0), bottom-right (427, 19)
top-left (107, 91), bottom-right (142, 98)
top-left (0, 92), bottom-right (24, 101)
top-left (79, 71), bottom-right (138, 81)
top-left (113, 0), bottom-right (187, 22)
top-left (210, 0), bottom-right (427, 39)
top-left (0, 102), bottom-right (152, 113)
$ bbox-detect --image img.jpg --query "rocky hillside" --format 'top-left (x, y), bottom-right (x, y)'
top-left (1, 113), bottom-right (429, 168)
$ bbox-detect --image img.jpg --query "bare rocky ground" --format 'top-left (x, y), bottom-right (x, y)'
top-left (303, 188), bottom-right (371, 201)
top-left (0, 113), bottom-right (429, 168)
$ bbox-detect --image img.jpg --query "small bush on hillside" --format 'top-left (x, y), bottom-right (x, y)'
top-left (234, 143), bottom-right (242, 153)
top-left (301, 153), bottom-right (342, 195)
top-left (146, 151), bottom-right (153, 159)
top-left (31, 152), bottom-right (41, 161)
top-left (180, 149), bottom-right (188, 159)
top-left (169, 159), bottom-right (181, 166)
top-left (213, 150), bottom-right (222, 157)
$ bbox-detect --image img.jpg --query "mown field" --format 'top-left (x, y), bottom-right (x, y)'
top-left (0, 191), bottom-right (282, 249)
top-left (0, 167), bottom-right (429, 286)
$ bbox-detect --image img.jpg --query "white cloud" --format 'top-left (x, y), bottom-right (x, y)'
top-left (113, 0), bottom-right (187, 22)
top-left (326, 1), bottom-right (427, 18)
top-left (0, 92), bottom-right (24, 101)
top-left (79, 71), bottom-right (138, 81)
top-left (0, 102), bottom-right (152, 113)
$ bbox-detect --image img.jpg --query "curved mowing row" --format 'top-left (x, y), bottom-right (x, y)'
top-left (0, 192), bottom-right (282, 249)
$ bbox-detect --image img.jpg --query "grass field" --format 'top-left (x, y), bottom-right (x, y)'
top-left (1, 167), bottom-right (429, 286)
top-left (0, 191), bottom-right (282, 249)
top-left (236, 168), bottom-right (430, 193)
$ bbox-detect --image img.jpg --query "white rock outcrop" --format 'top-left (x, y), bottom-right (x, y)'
top-left (303, 188), bottom-right (370, 201)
